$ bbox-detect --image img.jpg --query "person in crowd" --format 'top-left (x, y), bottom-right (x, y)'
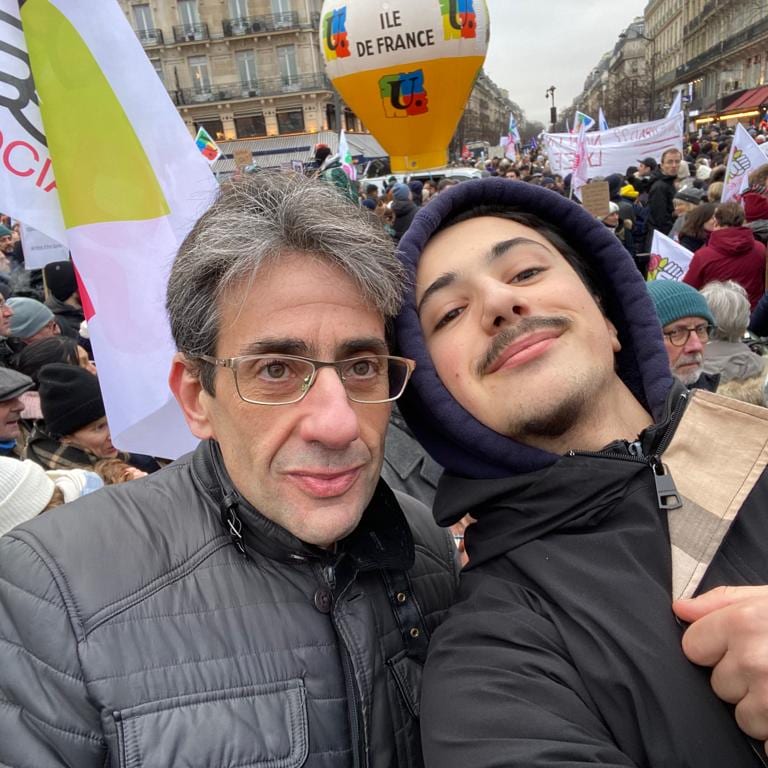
top-left (647, 279), bottom-right (719, 390)
top-left (0, 172), bottom-right (457, 768)
top-left (743, 164), bottom-right (768, 224)
top-left (0, 293), bottom-right (13, 366)
top-left (364, 183), bottom-right (379, 204)
top-left (390, 182), bottom-right (418, 242)
top-left (645, 147), bottom-right (683, 248)
top-left (707, 180), bottom-right (724, 203)
top-left (0, 224), bottom-right (13, 258)
top-left (630, 156), bottom-right (657, 197)
top-left (695, 157), bottom-right (712, 183)
top-left (700, 280), bottom-right (767, 405)
top-left (683, 201), bottom-right (767, 310)
top-left (43, 260), bottom-right (84, 338)
top-left (0, 456), bottom-right (103, 537)
top-left (670, 186), bottom-right (704, 240)
top-left (393, 177), bottom-right (768, 766)
top-left (314, 143), bottom-right (359, 205)
top-left (13, 335), bottom-right (95, 383)
top-left (7, 296), bottom-right (60, 346)
top-left (0, 367), bottom-right (33, 459)
top-left (678, 201), bottom-right (717, 252)
top-left (408, 179), bottom-right (424, 208)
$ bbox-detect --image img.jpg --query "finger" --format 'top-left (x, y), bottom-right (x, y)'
top-left (673, 585), bottom-right (768, 623)
top-left (709, 655), bottom-right (748, 705)
top-left (735, 688), bottom-right (768, 742)
top-left (680, 609), bottom-right (730, 666)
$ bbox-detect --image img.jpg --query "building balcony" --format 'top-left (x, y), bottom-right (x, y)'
top-left (222, 11), bottom-right (303, 37)
top-left (137, 28), bottom-right (164, 46)
top-left (172, 23), bottom-right (210, 43)
top-left (172, 72), bottom-right (332, 106)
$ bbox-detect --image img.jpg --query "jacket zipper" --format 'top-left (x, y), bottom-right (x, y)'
top-left (568, 391), bottom-right (688, 512)
top-left (323, 561), bottom-right (367, 768)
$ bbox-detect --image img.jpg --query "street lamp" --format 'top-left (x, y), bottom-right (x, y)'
top-left (619, 29), bottom-right (656, 121)
top-left (546, 85), bottom-right (557, 131)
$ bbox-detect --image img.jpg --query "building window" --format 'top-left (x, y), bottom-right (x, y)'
top-left (271, 0), bottom-right (290, 14)
top-left (230, 0), bottom-right (248, 18)
top-left (150, 58), bottom-right (164, 85)
top-left (133, 4), bottom-right (153, 34)
top-left (196, 119), bottom-right (224, 141)
top-left (236, 50), bottom-right (258, 91)
top-left (189, 55), bottom-right (212, 97)
top-left (178, 0), bottom-right (200, 30)
top-left (235, 114), bottom-right (267, 137)
top-left (276, 109), bottom-right (304, 133)
top-left (277, 45), bottom-right (298, 88)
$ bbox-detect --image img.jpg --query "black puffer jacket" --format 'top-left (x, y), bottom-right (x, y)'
top-left (0, 439), bottom-right (458, 768)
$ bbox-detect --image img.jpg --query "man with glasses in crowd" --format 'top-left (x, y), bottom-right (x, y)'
top-left (0, 173), bottom-right (458, 768)
top-left (647, 279), bottom-right (719, 390)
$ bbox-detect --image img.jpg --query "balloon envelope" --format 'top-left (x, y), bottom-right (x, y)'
top-left (320, 0), bottom-right (489, 172)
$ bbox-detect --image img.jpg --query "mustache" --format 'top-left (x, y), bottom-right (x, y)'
top-left (476, 316), bottom-right (572, 376)
top-left (674, 352), bottom-right (703, 368)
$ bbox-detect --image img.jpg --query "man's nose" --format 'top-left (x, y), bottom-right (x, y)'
top-left (683, 330), bottom-right (705, 354)
top-left (297, 367), bottom-right (361, 448)
top-left (480, 281), bottom-right (529, 332)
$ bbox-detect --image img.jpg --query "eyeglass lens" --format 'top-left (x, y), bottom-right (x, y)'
top-left (234, 355), bottom-right (410, 404)
top-left (669, 325), bottom-right (710, 346)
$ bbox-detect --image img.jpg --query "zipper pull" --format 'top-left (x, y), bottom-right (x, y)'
top-left (650, 459), bottom-right (682, 511)
top-left (323, 564), bottom-right (336, 591)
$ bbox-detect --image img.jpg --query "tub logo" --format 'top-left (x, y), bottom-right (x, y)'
top-left (439, 0), bottom-right (477, 39)
top-left (379, 70), bottom-right (428, 118)
top-left (322, 6), bottom-right (350, 59)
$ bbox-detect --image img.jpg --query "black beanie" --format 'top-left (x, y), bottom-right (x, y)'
top-left (43, 260), bottom-right (77, 302)
top-left (38, 363), bottom-right (105, 438)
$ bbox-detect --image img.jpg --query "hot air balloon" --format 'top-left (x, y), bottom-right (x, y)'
top-left (320, 0), bottom-right (490, 172)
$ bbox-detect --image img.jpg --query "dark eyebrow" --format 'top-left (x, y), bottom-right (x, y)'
top-left (237, 337), bottom-right (389, 359)
top-left (417, 237), bottom-right (553, 317)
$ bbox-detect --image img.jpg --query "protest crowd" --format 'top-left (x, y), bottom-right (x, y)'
top-left (7, 0), bottom-right (768, 754)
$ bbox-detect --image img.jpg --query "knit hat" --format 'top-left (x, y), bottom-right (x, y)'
top-left (38, 363), bottom-right (105, 438)
top-left (743, 191), bottom-right (768, 223)
top-left (0, 225), bottom-right (11, 238)
top-left (619, 184), bottom-right (639, 200)
top-left (0, 367), bottom-right (33, 401)
top-left (673, 187), bottom-right (704, 205)
top-left (646, 280), bottom-right (715, 329)
top-left (43, 260), bottom-right (77, 302)
top-left (0, 458), bottom-right (54, 536)
top-left (391, 183), bottom-right (411, 201)
top-left (7, 297), bottom-right (54, 339)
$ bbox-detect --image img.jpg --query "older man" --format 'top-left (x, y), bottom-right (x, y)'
top-left (0, 173), bottom-right (457, 768)
top-left (647, 279), bottom-right (718, 390)
top-left (394, 178), bottom-right (768, 766)
top-left (0, 367), bottom-right (33, 458)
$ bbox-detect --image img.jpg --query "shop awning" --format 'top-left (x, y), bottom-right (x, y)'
top-left (721, 85), bottom-right (768, 114)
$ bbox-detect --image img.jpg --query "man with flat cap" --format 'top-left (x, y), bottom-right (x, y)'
top-left (0, 368), bottom-right (33, 459)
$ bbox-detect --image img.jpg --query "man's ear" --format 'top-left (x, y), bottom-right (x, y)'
top-left (169, 353), bottom-right (214, 440)
top-left (606, 318), bottom-right (622, 354)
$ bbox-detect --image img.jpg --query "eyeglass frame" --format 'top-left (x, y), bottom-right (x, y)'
top-left (662, 322), bottom-right (714, 347)
top-left (196, 352), bottom-right (416, 406)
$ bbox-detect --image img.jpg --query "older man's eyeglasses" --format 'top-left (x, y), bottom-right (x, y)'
top-left (663, 323), bottom-right (713, 347)
top-left (198, 353), bottom-right (416, 405)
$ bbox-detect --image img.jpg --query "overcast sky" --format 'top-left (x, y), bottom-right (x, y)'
top-left (483, 0), bottom-right (648, 126)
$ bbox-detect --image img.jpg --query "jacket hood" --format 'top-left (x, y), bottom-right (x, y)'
top-left (393, 178), bottom-right (673, 480)
top-left (708, 225), bottom-right (761, 256)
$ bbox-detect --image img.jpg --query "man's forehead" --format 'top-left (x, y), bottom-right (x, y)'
top-left (664, 315), bottom-right (708, 330)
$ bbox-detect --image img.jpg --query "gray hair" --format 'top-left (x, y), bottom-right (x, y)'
top-left (699, 280), bottom-right (750, 342)
top-left (167, 171), bottom-right (405, 393)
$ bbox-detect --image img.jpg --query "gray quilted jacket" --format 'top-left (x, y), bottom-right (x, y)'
top-left (0, 440), bottom-right (458, 768)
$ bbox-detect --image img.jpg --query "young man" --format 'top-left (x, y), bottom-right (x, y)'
top-left (394, 177), bottom-right (768, 766)
top-left (0, 173), bottom-right (457, 767)
top-left (645, 147), bottom-right (683, 248)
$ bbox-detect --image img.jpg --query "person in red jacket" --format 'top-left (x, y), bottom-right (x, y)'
top-left (683, 201), bottom-right (767, 309)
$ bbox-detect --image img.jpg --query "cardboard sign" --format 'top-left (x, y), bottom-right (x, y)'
top-left (233, 148), bottom-right (252, 168)
top-left (579, 181), bottom-right (610, 219)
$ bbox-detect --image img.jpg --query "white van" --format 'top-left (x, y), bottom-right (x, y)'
top-left (362, 167), bottom-right (487, 195)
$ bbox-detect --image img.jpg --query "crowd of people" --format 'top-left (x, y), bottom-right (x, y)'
top-left (3, 125), bottom-right (768, 766)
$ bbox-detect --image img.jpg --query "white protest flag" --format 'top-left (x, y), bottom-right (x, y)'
top-left (19, 222), bottom-right (68, 269)
top-left (0, 2), bottom-right (66, 245)
top-left (338, 128), bottom-right (356, 180)
top-left (598, 107), bottom-right (609, 132)
top-left (722, 123), bottom-right (766, 203)
top-left (543, 112), bottom-right (684, 178)
top-left (666, 91), bottom-right (682, 118)
top-left (22, 0), bottom-right (218, 458)
top-left (571, 123), bottom-right (589, 201)
top-left (648, 231), bottom-right (693, 282)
